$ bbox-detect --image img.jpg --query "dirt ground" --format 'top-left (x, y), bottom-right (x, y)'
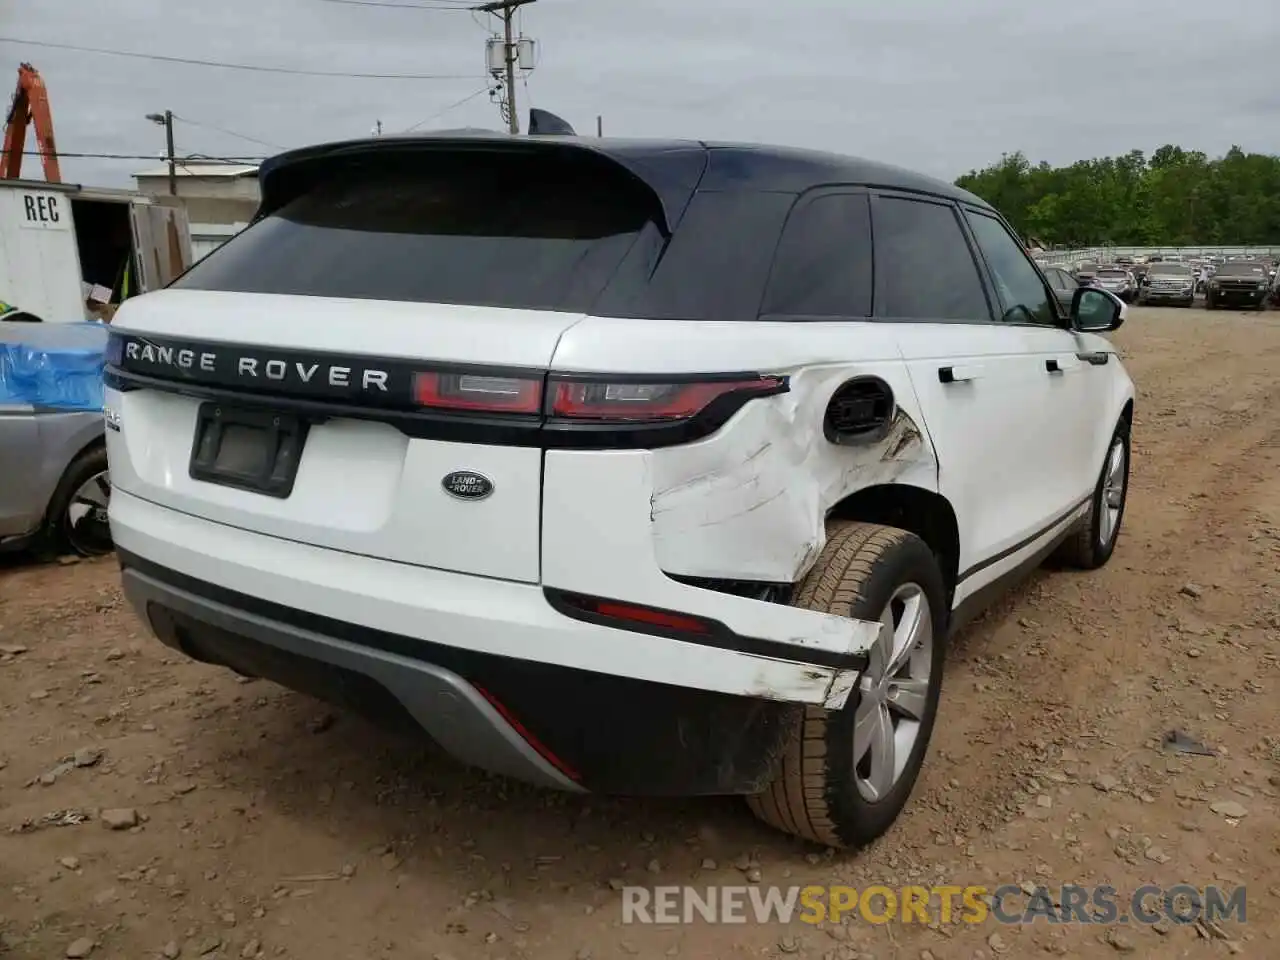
top-left (2, 306), bottom-right (1278, 960)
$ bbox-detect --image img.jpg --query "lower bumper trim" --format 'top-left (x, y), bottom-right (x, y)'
top-left (121, 563), bottom-right (586, 793)
top-left (118, 550), bottom-right (801, 795)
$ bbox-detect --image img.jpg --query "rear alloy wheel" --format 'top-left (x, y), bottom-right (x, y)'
top-left (1054, 418), bottom-right (1130, 570)
top-left (46, 446), bottom-right (114, 557)
top-left (746, 522), bottom-right (947, 848)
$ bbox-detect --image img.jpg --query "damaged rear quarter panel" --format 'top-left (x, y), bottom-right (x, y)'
top-left (650, 360), bottom-right (938, 583)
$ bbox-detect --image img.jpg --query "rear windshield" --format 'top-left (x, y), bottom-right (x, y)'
top-left (1098, 269), bottom-right (1127, 277)
top-left (173, 152), bottom-right (658, 313)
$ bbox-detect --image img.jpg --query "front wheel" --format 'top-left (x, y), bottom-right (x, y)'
top-left (746, 522), bottom-right (947, 848)
top-left (1054, 418), bottom-right (1130, 569)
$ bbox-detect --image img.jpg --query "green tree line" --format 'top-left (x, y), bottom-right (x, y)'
top-left (954, 145), bottom-right (1280, 247)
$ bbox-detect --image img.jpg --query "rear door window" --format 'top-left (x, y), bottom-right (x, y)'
top-left (871, 196), bottom-right (991, 321)
top-left (760, 192), bottom-right (872, 318)
top-left (173, 153), bottom-right (658, 313)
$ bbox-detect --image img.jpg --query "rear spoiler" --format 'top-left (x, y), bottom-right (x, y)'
top-left (255, 128), bottom-right (708, 235)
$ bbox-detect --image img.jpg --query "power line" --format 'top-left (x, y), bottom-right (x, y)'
top-left (0, 37), bottom-right (478, 80)
top-left (1, 149), bottom-right (266, 163)
top-left (402, 85), bottom-right (493, 131)
top-left (172, 114), bottom-right (284, 152)
top-left (319, 0), bottom-right (475, 7)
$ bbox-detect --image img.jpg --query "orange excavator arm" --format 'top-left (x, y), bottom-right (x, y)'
top-left (2, 63), bottom-right (62, 182)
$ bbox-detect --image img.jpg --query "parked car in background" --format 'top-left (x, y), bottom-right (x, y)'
top-left (1093, 266), bottom-right (1137, 302)
top-left (1138, 262), bottom-right (1195, 307)
top-left (1205, 260), bottom-right (1270, 311)
top-left (0, 319), bottom-right (111, 558)
top-left (1072, 261), bottom-right (1099, 285)
top-left (1042, 265), bottom-right (1079, 311)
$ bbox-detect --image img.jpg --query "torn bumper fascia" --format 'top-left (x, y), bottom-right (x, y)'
top-left (541, 446), bottom-right (884, 710)
top-left (819, 619), bottom-right (879, 709)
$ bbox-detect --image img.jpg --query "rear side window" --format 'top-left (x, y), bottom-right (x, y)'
top-left (590, 190), bottom-right (795, 323)
top-left (173, 152), bottom-right (657, 313)
top-left (872, 197), bottom-right (990, 321)
top-left (761, 192), bottom-right (872, 318)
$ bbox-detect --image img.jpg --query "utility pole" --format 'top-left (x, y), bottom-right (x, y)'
top-left (145, 110), bottom-right (177, 195)
top-left (597, 115), bottom-right (603, 137)
top-left (476, 0), bottom-right (536, 134)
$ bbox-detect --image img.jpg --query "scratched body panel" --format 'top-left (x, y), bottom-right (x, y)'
top-left (650, 360), bottom-right (937, 585)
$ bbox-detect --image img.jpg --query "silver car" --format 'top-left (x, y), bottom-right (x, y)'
top-left (1092, 266), bottom-right (1137, 303)
top-left (1, 316), bottom-right (112, 557)
top-left (1138, 262), bottom-right (1196, 307)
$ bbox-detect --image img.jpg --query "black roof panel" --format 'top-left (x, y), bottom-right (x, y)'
top-left (698, 141), bottom-right (989, 206)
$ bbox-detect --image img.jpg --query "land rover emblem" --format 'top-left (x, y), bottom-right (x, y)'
top-left (442, 471), bottom-right (494, 501)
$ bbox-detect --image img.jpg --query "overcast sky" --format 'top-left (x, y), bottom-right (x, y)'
top-left (5, 0), bottom-right (1277, 189)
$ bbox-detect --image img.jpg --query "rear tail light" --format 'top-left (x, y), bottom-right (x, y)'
top-left (412, 372), bottom-right (542, 414)
top-left (407, 372), bottom-right (784, 422)
top-left (548, 376), bottom-right (785, 422)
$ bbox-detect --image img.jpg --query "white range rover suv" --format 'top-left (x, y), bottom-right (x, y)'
top-left (104, 133), bottom-right (1134, 848)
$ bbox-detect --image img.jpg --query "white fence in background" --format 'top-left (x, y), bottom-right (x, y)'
top-left (183, 224), bottom-right (1279, 274)
top-left (1039, 246), bottom-right (1280, 266)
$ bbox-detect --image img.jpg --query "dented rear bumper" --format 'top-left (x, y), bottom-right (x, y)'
top-left (111, 489), bottom-right (877, 714)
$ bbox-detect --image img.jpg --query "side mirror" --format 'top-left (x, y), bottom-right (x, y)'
top-left (1071, 287), bottom-right (1125, 333)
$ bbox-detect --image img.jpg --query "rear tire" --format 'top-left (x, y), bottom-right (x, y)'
top-left (1054, 418), bottom-right (1130, 570)
top-left (43, 445), bottom-right (113, 558)
top-left (745, 522), bottom-right (947, 848)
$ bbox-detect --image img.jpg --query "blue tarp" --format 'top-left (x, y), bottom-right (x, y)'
top-left (0, 322), bottom-right (109, 412)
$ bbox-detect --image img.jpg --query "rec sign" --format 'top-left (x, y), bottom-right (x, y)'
top-left (17, 191), bottom-right (69, 231)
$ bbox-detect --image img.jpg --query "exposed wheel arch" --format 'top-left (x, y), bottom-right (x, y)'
top-left (826, 484), bottom-right (960, 600)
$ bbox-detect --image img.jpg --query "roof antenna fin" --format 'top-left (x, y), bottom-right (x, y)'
top-left (527, 108), bottom-right (575, 136)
